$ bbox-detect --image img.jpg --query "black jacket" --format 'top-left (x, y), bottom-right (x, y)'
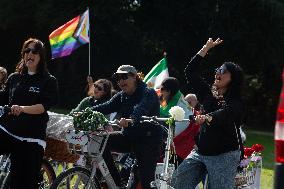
top-left (0, 72), bottom-right (58, 140)
top-left (185, 55), bottom-right (244, 155)
top-left (92, 81), bottom-right (161, 136)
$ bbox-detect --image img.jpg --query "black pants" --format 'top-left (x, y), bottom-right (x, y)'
top-left (0, 129), bottom-right (44, 189)
top-left (102, 131), bottom-right (163, 189)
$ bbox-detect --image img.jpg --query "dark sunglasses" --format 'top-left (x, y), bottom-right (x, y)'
top-left (113, 73), bottom-right (129, 81)
top-left (24, 48), bottom-right (40, 55)
top-left (94, 84), bottom-right (103, 91)
top-left (215, 66), bottom-right (227, 75)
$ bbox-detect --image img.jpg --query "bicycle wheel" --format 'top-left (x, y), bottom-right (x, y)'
top-left (50, 166), bottom-right (100, 189)
top-left (38, 159), bottom-right (56, 189)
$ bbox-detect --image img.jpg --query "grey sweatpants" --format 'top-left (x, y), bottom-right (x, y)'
top-left (171, 149), bottom-right (240, 189)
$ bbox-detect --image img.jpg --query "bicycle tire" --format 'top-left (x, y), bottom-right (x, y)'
top-left (39, 159), bottom-right (57, 188)
top-left (50, 166), bottom-right (100, 189)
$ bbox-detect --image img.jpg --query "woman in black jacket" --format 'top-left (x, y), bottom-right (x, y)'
top-left (0, 38), bottom-right (58, 188)
top-left (171, 38), bottom-right (245, 189)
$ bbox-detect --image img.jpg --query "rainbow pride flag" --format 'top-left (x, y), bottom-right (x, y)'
top-left (49, 10), bottom-right (90, 59)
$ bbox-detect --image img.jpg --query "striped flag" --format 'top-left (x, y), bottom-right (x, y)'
top-left (143, 57), bottom-right (169, 89)
top-left (275, 70), bottom-right (284, 163)
top-left (49, 10), bottom-right (90, 59)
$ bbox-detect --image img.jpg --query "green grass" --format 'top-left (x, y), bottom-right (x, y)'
top-left (245, 130), bottom-right (274, 189)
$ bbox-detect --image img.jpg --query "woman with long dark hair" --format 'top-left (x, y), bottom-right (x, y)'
top-left (0, 38), bottom-right (58, 188)
top-left (171, 38), bottom-right (245, 189)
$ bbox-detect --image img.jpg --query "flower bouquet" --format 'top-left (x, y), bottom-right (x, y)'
top-left (235, 144), bottom-right (264, 188)
top-left (70, 107), bottom-right (108, 132)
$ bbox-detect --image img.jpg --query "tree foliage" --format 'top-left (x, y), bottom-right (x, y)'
top-left (0, 0), bottom-right (283, 130)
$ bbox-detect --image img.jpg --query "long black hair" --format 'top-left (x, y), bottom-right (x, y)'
top-left (160, 77), bottom-right (180, 103)
top-left (222, 62), bottom-right (244, 98)
top-left (212, 61), bottom-right (244, 104)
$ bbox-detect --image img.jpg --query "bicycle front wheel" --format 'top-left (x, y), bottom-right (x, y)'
top-left (39, 159), bottom-right (56, 189)
top-left (50, 167), bottom-right (100, 189)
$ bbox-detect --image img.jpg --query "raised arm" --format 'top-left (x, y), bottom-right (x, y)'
top-left (184, 38), bottom-right (223, 103)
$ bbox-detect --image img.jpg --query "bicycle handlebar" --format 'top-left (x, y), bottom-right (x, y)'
top-left (0, 105), bottom-right (11, 117)
top-left (107, 116), bottom-right (192, 128)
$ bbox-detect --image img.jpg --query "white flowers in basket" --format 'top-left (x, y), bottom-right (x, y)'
top-left (167, 106), bottom-right (185, 125)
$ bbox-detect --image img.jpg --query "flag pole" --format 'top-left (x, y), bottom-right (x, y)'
top-left (88, 7), bottom-right (91, 75)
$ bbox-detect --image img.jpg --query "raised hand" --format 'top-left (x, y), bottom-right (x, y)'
top-left (204, 38), bottom-right (223, 50)
top-left (198, 38), bottom-right (223, 57)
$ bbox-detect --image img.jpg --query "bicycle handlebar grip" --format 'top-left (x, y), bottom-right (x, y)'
top-left (4, 105), bottom-right (11, 113)
top-left (0, 105), bottom-right (11, 117)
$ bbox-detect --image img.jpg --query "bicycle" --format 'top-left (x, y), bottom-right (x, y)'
top-left (50, 119), bottom-right (140, 189)
top-left (0, 154), bottom-right (56, 189)
top-left (50, 114), bottom-right (191, 189)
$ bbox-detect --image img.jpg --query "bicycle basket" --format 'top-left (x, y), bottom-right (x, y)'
top-left (71, 107), bottom-right (108, 132)
top-left (87, 132), bottom-right (107, 155)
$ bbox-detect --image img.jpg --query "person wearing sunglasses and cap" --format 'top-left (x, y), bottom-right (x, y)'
top-left (91, 65), bottom-right (164, 189)
top-left (171, 38), bottom-right (245, 189)
top-left (0, 38), bottom-right (58, 188)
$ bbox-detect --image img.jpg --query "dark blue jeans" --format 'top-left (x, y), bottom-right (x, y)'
top-left (102, 131), bottom-right (163, 189)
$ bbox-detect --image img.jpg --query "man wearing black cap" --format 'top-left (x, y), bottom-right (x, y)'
top-left (91, 65), bottom-right (164, 189)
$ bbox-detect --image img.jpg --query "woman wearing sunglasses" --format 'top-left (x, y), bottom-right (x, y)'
top-left (70, 78), bottom-right (113, 114)
top-left (91, 65), bottom-right (164, 189)
top-left (171, 38), bottom-right (245, 189)
top-left (0, 38), bottom-right (58, 188)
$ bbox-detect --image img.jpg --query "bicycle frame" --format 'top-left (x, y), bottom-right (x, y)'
top-left (0, 154), bottom-right (10, 189)
top-left (66, 127), bottom-right (138, 189)
top-left (140, 116), bottom-right (189, 189)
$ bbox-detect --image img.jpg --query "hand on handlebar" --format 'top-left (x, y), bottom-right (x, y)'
top-left (10, 105), bottom-right (24, 116)
top-left (194, 115), bottom-right (206, 125)
top-left (119, 118), bottom-right (132, 128)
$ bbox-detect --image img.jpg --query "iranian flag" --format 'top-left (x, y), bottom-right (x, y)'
top-left (143, 57), bottom-right (169, 89)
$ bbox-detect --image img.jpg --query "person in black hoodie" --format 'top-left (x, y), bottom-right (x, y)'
top-left (91, 65), bottom-right (164, 189)
top-left (0, 38), bottom-right (58, 189)
top-left (171, 38), bottom-right (245, 189)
